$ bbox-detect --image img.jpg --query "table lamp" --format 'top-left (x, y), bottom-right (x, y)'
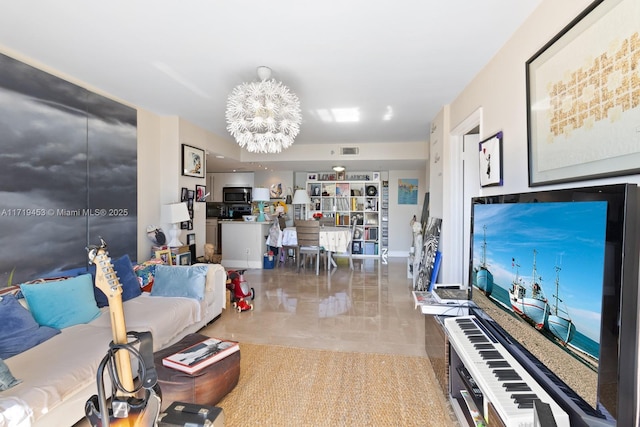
top-left (252, 187), bottom-right (271, 222)
top-left (162, 202), bottom-right (191, 247)
top-left (292, 189), bottom-right (311, 220)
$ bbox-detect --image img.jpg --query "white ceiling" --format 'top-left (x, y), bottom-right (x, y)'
top-left (0, 0), bottom-right (541, 173)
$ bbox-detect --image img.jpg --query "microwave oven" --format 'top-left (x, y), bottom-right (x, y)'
top-left (223, 187), bottom-right (252, 204)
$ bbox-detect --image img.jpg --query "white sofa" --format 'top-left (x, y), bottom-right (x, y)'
top-left (0, 263), bottom-right (227, 427)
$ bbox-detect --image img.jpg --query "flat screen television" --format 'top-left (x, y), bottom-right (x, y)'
top-left (468, 183), bottom-right (639, 426)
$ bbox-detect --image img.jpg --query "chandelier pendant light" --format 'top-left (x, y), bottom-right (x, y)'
top-left (226, 66), bottom-right (302, 154)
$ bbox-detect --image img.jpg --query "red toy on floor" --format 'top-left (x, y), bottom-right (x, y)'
top-left (226, 269), bottom-right (255, 312)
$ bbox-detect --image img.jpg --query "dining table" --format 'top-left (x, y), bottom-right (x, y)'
top-left (280, 225), bottom-right (352, 269)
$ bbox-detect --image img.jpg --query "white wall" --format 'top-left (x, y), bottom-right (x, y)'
top-left (387, 170), bottom-right (426, 256)
top-left (434, 0), bottom-right (640, 285)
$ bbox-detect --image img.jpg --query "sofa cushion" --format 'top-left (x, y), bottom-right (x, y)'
top-left (0, 294), bottom-right (60, 359)
top-left (92, 254), bottom-right (142, 307)
top-left (151, 265), bottom-right (208, 301)
top-left (20, 274), bottom-right (101, 329)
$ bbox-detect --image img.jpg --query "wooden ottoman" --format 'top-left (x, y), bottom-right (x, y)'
top-left (154, 333), bottom-right (240, 410)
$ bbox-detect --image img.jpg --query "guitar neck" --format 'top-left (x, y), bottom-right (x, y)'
top-left (90, 243), bottom-right (135, 395)
top-left (108, 293), bottom-right (135, 395)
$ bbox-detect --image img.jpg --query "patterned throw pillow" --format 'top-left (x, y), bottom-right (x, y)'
top-left (133, 259), bottom-right (164, 292)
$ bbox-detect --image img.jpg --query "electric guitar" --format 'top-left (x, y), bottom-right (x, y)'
top-left (85, 238), bottom-right (161, 426)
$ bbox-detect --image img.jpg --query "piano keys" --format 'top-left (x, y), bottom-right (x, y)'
top-left (444, 315), bottom-right (570, 427)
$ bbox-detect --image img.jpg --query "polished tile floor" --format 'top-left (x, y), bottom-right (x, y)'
top-left (73, 257), bottom-right (430, 427)
top-left (201, 256), bottom-right (427, 357)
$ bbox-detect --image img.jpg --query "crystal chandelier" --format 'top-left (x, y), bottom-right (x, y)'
top-left (225, 66), bottom-right (302, 154)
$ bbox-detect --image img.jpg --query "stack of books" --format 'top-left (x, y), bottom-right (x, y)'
top-left (162, 337), bottom-right (239, 374)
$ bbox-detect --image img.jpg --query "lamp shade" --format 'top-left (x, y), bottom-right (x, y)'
top-left (292, 189), bottom-right (311, 205)
top-left (162, 202), bottom-right (190, 224)
top-left (252, 187), bottom-right (271, 202)
top-left (162, 202), bottom-right (190, 247)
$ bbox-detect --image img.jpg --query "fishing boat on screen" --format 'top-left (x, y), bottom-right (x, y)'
top-left (474, 225), bottom-right (494, 296)
top-left (509, 250), bottom-right (549, 330)
top-left (546, 265), bottom-right (576, 345)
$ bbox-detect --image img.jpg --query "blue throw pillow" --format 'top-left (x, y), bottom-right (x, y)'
top-left (0, 294), bottom-right (60, 359)
top-left (150, 265), bottom-right (208, 300)
top-left (91, 254), bottom-right (142, 307)
top-left (20, 274), bottom-right (101, 329)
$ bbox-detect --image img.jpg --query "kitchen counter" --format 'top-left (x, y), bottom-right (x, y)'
top-left (221, 221), bottom-right (271, 269)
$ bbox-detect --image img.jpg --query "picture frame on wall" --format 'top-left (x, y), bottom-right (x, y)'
top-left (526, 0), bottom-right (640, 186)
top-left (478, 131), bottom-right (503, 187)
top-left (181, 144), bottom-right (205, 178)
top-left (195, 184), bottom-right (206, 202)
top-left (187, 233), bottom-right (196, 246)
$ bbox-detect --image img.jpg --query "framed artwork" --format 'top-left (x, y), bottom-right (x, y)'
top-left (186, 233), bottom-right (196, 246)
top-left (195, 184), bottom-right (206, 202)
top-left (398, 178), bottom-right (418, 205)
top-left (181, 144), bottom-right (205, 178)
top-left (155, 249), bottom-right (173, 266)
top-left (414, 217), bottom-right (442, 292)
top-left (478, 131), bottom-right (503, 187)
top-left (307, 173), bottom-right (317, 181)
top-left (176, 252), bottom-right (192, 266)
top-left (180, 187), bottom-right (188, 202)
top-left (526, 0), bottom-right (640, 186)
top-left (336, 170), bottom-right (346, 180)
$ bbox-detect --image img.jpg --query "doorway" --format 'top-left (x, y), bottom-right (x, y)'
top-left (441, 108), bottom-right (482, 286)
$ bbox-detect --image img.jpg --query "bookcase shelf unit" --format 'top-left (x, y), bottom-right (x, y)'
top-left (306, 174), bottom-right (382, 257)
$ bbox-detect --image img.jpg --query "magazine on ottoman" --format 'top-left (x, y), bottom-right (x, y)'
top-left (162, 337), bottom-right (239, 374)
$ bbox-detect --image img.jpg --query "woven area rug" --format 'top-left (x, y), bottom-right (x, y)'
top-left (216, 343), bottom-right (456, 426)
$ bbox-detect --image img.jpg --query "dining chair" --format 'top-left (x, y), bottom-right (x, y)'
top-left (294, 220), bottom-right (323, 275)
top-left (276, 216), bottom-right (297, 267)
top-left (328, 221), bottom-right (357, 270)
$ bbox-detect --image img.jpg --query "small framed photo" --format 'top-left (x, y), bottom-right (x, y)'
top-left (181, 144), bottom-right (205, 178)
top-left (479, 131), bottom-right (503, 187)
top-left (181, 187), bottom-right (188, 202)
top-left (186, 233), bottom-right (196, 245)
top-left (155, 249), bottom-right (173, 265)
top-left (336, 170), bottom-right (346, 180)
top-left (307, 173), bottom-right (317, 181)
top-left (176, 252), bottom-right (192, 266)
top-left (195, 185), bottom-right (206, 202)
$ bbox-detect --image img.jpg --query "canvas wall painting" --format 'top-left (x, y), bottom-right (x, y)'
top-left (398, 178), bottom-right (418, 205)
top-left (0, 53), bottom-right (137, 284)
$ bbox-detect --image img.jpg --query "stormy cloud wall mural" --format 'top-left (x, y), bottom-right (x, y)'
top-left (0, 53), bottom-right (137, 284)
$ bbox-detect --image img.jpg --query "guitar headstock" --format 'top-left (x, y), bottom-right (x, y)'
top-left (87, 237), bottom-right (122, 299)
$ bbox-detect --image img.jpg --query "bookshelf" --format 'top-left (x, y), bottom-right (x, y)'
top-left (306, 174), bottom-right (381, 257)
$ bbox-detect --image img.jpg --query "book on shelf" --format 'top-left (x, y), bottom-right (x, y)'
top-left (162, 337), bottom-right (239, 374)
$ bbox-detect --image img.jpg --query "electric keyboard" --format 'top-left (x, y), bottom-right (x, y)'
top-left (444, 315), bottom-right (570, 427)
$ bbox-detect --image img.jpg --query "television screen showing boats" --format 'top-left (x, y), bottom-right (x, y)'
top-left (470, 201), bottom-right (606, 358)
top-left (467, 184), bottom-right (640, 426)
